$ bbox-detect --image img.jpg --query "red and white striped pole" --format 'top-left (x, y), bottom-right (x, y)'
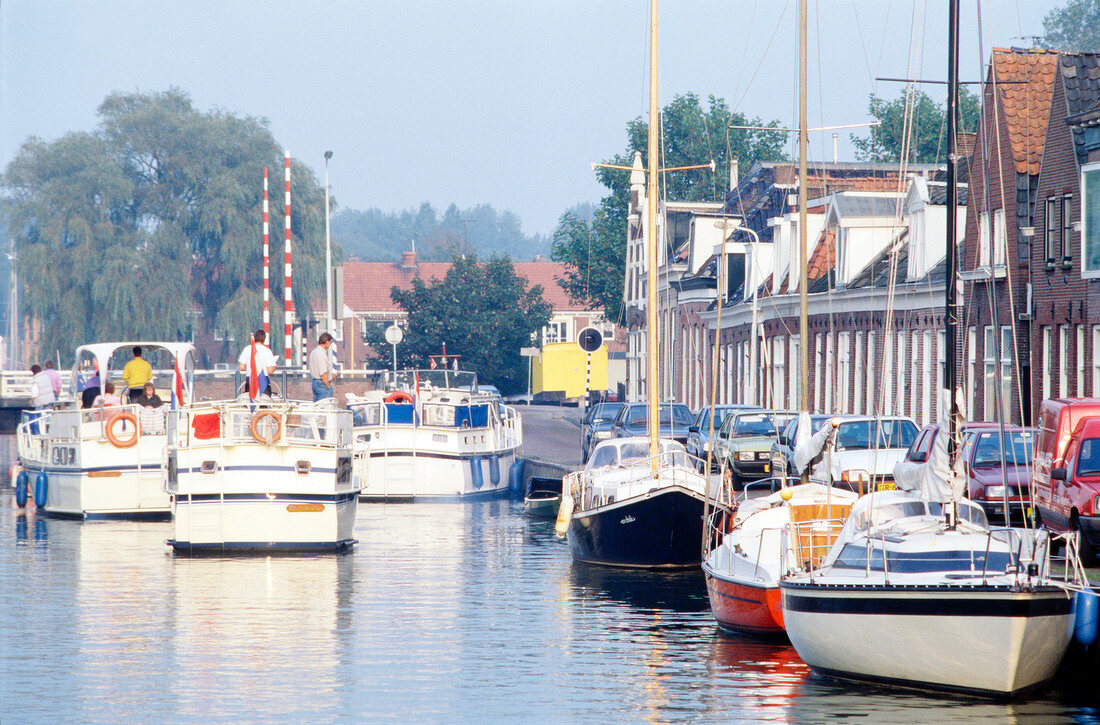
top-left (262, 167), bottom-right (270, 336)
top-left (284, 151), bottom-right (293, 365)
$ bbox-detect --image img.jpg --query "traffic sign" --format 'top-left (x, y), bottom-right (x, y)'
top-left (577, 326), bottom-right (603, 354)
top-left (384, 324), bottom-right (403, 345)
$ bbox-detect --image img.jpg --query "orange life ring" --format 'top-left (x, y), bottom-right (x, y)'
top-left (385, 391), bottom-right (414, 404)
top-left (106, 411), bottom-right (140, 448)
top-left (250, 410), bottom-right (283, 444)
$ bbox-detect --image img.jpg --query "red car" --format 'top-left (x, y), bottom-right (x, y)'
top-left (958, 425), bottom-right (1035, 526)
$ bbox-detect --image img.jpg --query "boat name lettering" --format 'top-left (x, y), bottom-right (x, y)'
top-left (51, 446), bottom-right (76, 466)
top-left (286, 503), bottom-right (325, 513)
top-left (620, 515), bottom-right (636, 525)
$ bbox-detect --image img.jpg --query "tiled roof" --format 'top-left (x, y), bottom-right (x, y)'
top-left (341, 258), bottom-right (589, 313)
top-left (1060, 53), bottom-right (1100, 116)
top-left (991, 48), bottom-right (1059, 176)
top-left (802, 228), bottom-right (835, 292)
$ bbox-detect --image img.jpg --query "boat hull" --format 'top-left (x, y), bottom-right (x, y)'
top-left (524, 493), bottom-right (561, 517)
top-left (568, 487), bottom-right (705, 568)
top-left (359, 448), bottom-right (517, 499)
top-left (703, 568), bottom-right (784, 634)
top-left (780, 583), bottom-right (1074, 696)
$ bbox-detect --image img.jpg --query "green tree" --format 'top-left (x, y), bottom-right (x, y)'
top-left (1044, 0), bottom-right (1100, 50)
top-left (553, 93), bottom-right (786, 323)
top-left (2, 88), bottom-right (329, 361)
top-left (851, 87), bottom-right (980, 164)
top-left (365, 254), bottom-right (551, 394)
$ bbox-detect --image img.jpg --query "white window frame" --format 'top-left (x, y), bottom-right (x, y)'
top-left (895, 332), bottom-right (906, 417)
top-left (1043, 326), bottom-right (1052, 402)
top-left (825, 331), bottom-right (835, 414)
top-left (1060, 324), bottom-right (1070, 399)
top-left (867, 331), bottom-right (876, 416)
top-left (838, 331), bottom-right (851, 414)
top-left (1082, 162), bottom-right (1100, 278)
top-left (883, 331), bottom-right (894, 414)
top-left (967, 328), bottom-right (977, 418)
top-left (853, 331), bottom-right (864, 415)
top-left (1078, 325), bottom-right (1086, 397)
top-left (922, 331), bottom-right (933, 427)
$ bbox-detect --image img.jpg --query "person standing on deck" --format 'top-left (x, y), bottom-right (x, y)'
top-left (238, 329), bottom-right (277, 396)
top-left (308, 332), bottom-right (336, 402)
top-left (43, 360), bottom-right (62, 398)
top-left (122, 346), bottom-right (152, 403)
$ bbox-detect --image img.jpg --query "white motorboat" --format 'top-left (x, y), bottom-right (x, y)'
top-left (346, 369), bottom-right (521, 499)
top-left (779, 490), bottom-right (1083, 696)
top-left (561, 437), bottom-right (711, 568)
top-left (15, 341), bottom-right (195, 519)
top-left (703, 482), bottom-right (857, 634)
top-left (164, 398), bottom-right (364, 552)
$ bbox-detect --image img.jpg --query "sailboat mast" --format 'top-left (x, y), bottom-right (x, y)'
top-left (646, 0), bottom-right (660, 459)
top-left (945, 0), bottom-right (959, 460)
top-left (798, 0), bottom-right (810, 483)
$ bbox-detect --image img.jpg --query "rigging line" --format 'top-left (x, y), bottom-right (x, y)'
top-left (732, 0), bottom-right (793, 115)
top-left (731, 0), bottom-right (761, 109)
top-left (980, 6), bottom-right (1026, 428)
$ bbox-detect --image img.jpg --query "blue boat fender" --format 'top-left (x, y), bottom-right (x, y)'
top-left (15, 470), bottom-right (28, 508)
top-left (470, 456), bottom-right (484, 489)
top-left (34, 472), bottom-right (48, 508)
top-left (509, 459), bottom-right (526, 497)
top-left (1075, 589), bottom-right (1099, 648)
top-left (489, 455), bottom-right (501, 487)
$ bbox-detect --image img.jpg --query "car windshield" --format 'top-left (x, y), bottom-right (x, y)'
top-left (971, 430), bottom-right (1034, 467)
top-left (660, 406), bottom-right (693, 425)
top-left (592, 404), bottom-right (622, 423)
top-left (835, 419), bottom-right (917, 451)
top-left (1077, 438), bottom-right (1100, 477)
top-left (732, 413), bottom-right (779, 437)
top-left (699, 407), bottom-right (738, 430)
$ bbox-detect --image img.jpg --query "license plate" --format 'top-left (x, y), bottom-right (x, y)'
top-left (763, 464), bottom-right (769, 472)
top-left (876, 481), bottom-right (896, 491)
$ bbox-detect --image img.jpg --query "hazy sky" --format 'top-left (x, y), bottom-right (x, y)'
top-left (1, 1), bottom-right (1062, 237)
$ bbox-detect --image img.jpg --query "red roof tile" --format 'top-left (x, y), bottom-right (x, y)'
top-left (803, 228), bottom-right (836, 290)
top-left (991, 48), bottom-right (1058, 176)
top-left (341, 258), bottom-right (588, 313)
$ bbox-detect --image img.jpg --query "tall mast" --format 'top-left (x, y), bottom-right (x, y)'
top-left (945, 0), bottom-right (959, 461)
top-left (646, 0), bottom-right (660, 460)
top-left (798, 0), bottom-right (809, 482)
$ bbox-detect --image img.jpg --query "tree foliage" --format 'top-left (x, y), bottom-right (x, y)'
top-left (851, 88), bottom-right (980, 164)
top-left (1043, 0), bottom-right (1100, 50)
top-left (333, 202), bottom-right (549, 263)
top-left (364, 254), bottom-right (552, 394)
top-left (2, 88), bottom-right (328, 362)
top-left (552, 93), bottom-right (787, 323)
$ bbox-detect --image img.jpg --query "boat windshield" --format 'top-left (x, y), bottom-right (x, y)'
top-left (851, 499), bottom-right (987, 530)
top-left (589, 440), bottom-right (692, 470)
top-left (831, 544), bottom-right (1014, 574)
top-left (971, 430), bottom-right (1034, 467)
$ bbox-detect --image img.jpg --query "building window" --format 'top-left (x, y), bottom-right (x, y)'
top-left (937, 330), bottom-right (946, 423)
top-left (910, 332), bottom-right (920, 424)
top-left (854, 331), bottom-right (864, 415)
top-left (1082, 162), bottom-right (1100, 277)
top-left (967, 328), bottom-right (977, 418)
top-left (866, 331), bottom-right (876, 416)
top-left (979, 211), bottom-right (990, 267)
top-left (1077, 324), bottom-right (1086, 397)
top-left (1062, 195), bottom-right (1074, 266)
top-left (922, 331), bottom-right (933, 427)
top-left (994, 208), bottom-right (1006, 266)
top-left (1046, 196), bottom-right (1059, 262)
top-left (774, 335), bottom-right (786, 410)
top-left (1043, 326), bottom-right (1052, 402)
top-left (837, 331), bottom-right (850, 414)
top-left (1093, 327), bottom-right (1100, 397)
top-left (895, 332), bottom-right (906, 418)
top-left (1060, 324), bottom-right (1070, 398)
top-left (825, 332), bottom-right (835, 414)
top-left (883, 331), bottom-right (894, 413)
top-left (984, 326), bottom-right (1012, 419)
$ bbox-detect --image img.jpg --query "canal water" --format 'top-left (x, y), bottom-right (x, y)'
top-left (1, 435), bottom-right (1097, 723)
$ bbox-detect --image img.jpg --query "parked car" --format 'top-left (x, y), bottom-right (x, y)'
top-left (610, 402), bottom-right (695, 445)
top-left (1032, 398), bottom-right (1100, 562)
top-left (826, 416), bottom-right (919, 491)
top-left (580, 402), bottom-right (624, 462)
top-left (958, 425), bottom-right (1035, 526)
top-left (686, 404), bottom-right (761, 470)
top-left (715, 410), bottom-right (797, 489)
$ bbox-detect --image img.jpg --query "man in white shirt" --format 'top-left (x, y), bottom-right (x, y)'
top-left (308, 332), bottom-right (336, 401)
top-left (238, 329), bottom-right (278, 396)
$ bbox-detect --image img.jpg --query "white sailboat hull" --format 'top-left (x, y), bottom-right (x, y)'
top-left (781, 584), bottom-right (1074, 696)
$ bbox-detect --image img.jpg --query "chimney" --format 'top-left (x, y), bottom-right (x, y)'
top-left (401, 250), bottom-right (417, 269)
top-left (729, 159), bottom-right (739, 191)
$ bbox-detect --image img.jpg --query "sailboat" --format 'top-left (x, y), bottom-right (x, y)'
top-left (557, 0), bottom-right (711, 569)
top-left (777, 0), bottom-right (1086, 696)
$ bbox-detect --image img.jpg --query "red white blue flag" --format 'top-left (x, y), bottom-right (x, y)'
top-left (172, 355), bottom-right (185, 408)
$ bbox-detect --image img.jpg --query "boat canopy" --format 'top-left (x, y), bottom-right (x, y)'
top-left (586, 436), bottom-right (691, 471)
top-left (71, 341), bottom-right (196, 404)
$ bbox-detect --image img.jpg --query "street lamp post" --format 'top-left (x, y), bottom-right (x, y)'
top-left (323, 150), bottom-right (333, 334)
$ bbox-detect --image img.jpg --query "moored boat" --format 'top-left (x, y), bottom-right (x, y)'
top-left (564, 437), bottom-right (710, 568)
top-left (703, 481), bottom-right (857, 634)
top-left (779, 490), bottom-right (1082, 696)
top-left (15, 341), bottom-right (194, 519)
top-left (164, 398), bottom-right (364, 552)
top-left (346, 369), bottom-right (521, 499)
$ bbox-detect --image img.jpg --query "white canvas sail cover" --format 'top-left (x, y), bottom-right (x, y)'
top-left (893, 389), bottom-right (965, 502)
top-left (792, 412), bottom-right (836, 482)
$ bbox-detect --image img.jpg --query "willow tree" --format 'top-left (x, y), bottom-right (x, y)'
top-left (3, 88), bottom-right (329, 362)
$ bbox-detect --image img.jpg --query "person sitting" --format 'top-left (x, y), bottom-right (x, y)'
top-left (91, 381), bottom-right (121, 408)
top-left (133, 382), bottom-right (163, 408)
top-left (80, 366), bottom-right (102, 409)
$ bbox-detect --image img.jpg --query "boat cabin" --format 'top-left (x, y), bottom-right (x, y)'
top-left (585, 436), bottom-right (692, 471)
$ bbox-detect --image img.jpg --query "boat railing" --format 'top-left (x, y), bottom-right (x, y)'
top-left (168, 402), bottom-right (353, 450)
top-left (16, 403), bottom-right (157, 463)
top-left (571, 450), bottom-right (699, 510)
top-left (784, 517), bottom-right (849, 574)
top-left (348, 397), bottom-right (520, 443)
